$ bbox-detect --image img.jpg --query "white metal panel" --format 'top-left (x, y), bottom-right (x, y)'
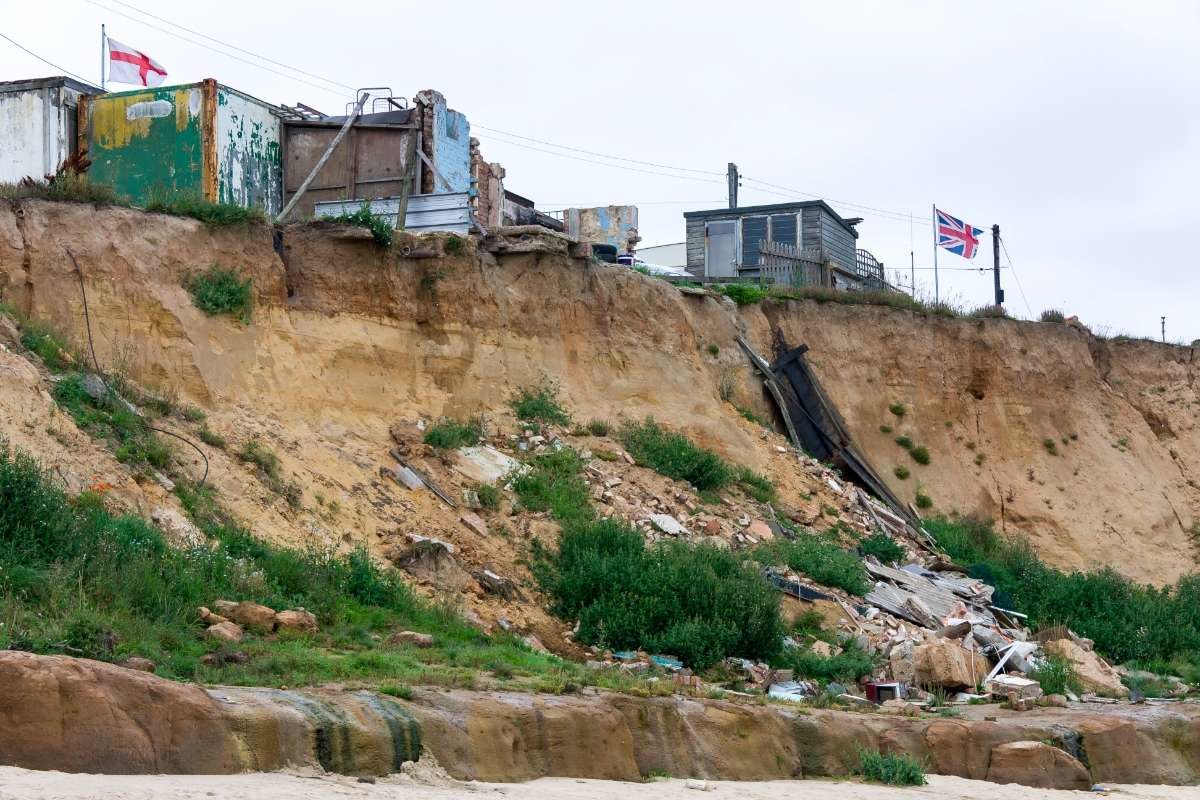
top-left (215, 86), bottom-right (282, 214)
top-left (314, 192), bottom-right (473, 234)
top-left (1, 89), bottom-right (51, 182)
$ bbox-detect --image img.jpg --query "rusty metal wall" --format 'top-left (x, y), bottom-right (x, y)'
top-left (282, 115), bottom-right (416, 219)
top-left (216, 85), bottom-right (282, 214)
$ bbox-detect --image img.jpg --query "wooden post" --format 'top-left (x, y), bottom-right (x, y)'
top-left (727, 162), bottom-right (738, 209)
top-left (393, 130), bottom-right (418, 231)
top-left (276, 92), bottom-right (369, 223)
top-left (992, 224), bottom-right (1003, 307)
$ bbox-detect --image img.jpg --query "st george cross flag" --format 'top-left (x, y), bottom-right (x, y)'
top-left (107, 37), bottom-right (168, 87)
top-left (935, 208), bottom-right (984, 260)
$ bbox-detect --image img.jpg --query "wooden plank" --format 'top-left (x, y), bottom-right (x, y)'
top-left (277, 92), bottom-right (369, 222)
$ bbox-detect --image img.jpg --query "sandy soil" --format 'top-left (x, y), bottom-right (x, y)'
top-left (0, 769), bottom-right (1193, 800)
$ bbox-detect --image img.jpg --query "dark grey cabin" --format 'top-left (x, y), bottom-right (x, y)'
top-left (683, 200), bottom-right (860, 279)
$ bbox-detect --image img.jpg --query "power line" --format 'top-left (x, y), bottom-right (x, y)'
top-left (742, 176), bottom-right (922, 223)
top-left (0, 31), bottom-right (99, 87)
top-left (478, 132), bottom-right (727, 185)
top-left (473, 125), bottom-right (726, 177)
top-left (999, 237), bottom-right (1034, 318)
top-left (106, 0), bottom-right (355, 92)
top-left (83, 0), bottom-right (352, 98)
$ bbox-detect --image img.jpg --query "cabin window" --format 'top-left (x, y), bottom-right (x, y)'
top-left (741, 215), bottom-right (768, 266)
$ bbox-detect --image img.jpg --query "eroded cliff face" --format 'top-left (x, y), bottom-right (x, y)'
top-left (0, 199), bottom-right (1196, 586)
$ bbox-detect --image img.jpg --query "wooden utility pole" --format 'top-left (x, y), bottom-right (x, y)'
top-left (727, 163), bottom-right (739, 209)
top-left (992, 224), bottom-right (1004, 307)
top-left (1162, 316), bottom-right (1167, 343)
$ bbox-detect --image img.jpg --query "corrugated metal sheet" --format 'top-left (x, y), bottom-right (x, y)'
top-left (313, 192), bottom-right (472, 234)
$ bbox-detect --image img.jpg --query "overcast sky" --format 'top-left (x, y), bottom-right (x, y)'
top-left (3, 1), bottom-right (1197, 340)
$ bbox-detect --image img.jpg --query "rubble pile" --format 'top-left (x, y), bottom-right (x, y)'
top-left (376, 413), bottom-right (1155, 710)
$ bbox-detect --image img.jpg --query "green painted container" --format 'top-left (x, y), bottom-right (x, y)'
top-left (81, 80), bottom-right (281, 214)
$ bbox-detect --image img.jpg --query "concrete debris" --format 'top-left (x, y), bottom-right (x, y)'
top-left (473, 568), bottom-right (520, 600)
top-left (460, 512), bottom-right (490, 537)
top-left (649, 513), bottom-right (686, 536)
top-left (453, 445), bottom-right (526, 484)
top-left (389, 630), bottom-right (434, 648)
top-left (989, 674), bottom-right (1043, 700)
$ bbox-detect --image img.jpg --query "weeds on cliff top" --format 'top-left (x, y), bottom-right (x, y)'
top-left (926, 515), bottom-right (1200, 666)
top-left (423, 417), bottom-right (483, 450)
top-left (510, 380), bottom-right (571, 426)
top-left (713, 283), bottom-right (770, 305)
top-left (855, 749), bottom-right (926, 786)
top-left (325, 202), bottom-right (393, 247)
top-left (0, 173), bottom-right (124, 206)
top-left (145, 193), bottom-right (266, 226)
top-left (184, 266), bottom-right (253, 323)
top-left (1040, 308), bottom-right (1067, 323)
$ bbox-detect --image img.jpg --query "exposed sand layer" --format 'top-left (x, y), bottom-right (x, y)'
top-left (0, 769), bottom-right (1193, 800)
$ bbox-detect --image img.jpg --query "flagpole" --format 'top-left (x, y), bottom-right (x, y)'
top-left (100, 25), bottom-right (106, 90)
top-left (931, 203), bottom-right (939, 304)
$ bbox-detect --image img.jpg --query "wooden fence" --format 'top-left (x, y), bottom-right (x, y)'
top-left (756, 241), bottom-right (830, 287)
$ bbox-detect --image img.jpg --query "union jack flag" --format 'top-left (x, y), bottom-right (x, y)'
top-left (936, 208), bottom-right (984, 260)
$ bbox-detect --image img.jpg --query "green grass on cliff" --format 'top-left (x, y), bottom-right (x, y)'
top-left (927, 515), bottom-right (1200, 666)
top-left (0, 444), bottom-right (651, 693)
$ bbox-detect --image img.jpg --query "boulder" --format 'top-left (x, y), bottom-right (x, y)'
top-left (198, 606), bottom-right (230, 626)
top-left (912, 638), bottom-right (990, 689)
top-left (389, 630), bottom-right (434, 648)
top-left (460, 512), bottom-right (490, 537)
top-left (212, 599), bottom-right (238, 616)
top-left (390, 535), bottom-right (474, 592)
top-left (986, 740), bottom-right (1091, 790)
top-left (119, 657), bottom-right (157, 673)
top-left (746, 519), bottom-right (774, 541)
top-left (1042, 639), bottom-right (1129, 698)
top-left (227, 601), bottom-right (278, 634)
top-left (0, 314), bottom-right (20, 349)
top-left (274, 608), bottom-right (318, 634)
top-left (205, 621), bottom-right (245, 644)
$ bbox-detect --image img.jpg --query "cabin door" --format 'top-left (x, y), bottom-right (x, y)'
top-left (706, 221), bottom-right (737, 278)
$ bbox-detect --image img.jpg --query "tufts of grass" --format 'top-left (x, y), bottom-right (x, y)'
top-left (1040, 309), bottom-right (1066, 323)
top-left (52, 372), bottom-right (170, 472)
top-left (181, 406), bottom-right (206, 423)
top-left (859, 532), bottom-right (904, 563)
top-left (879, 424), bottom-right (893, 434)
top-left (423, 417), bottom-right (483, 451)
top-left (0, 171), bottom-right (123, 206)
top-left (855, 749), bottom-right (926, 786)
top-left (237, 439), bottom-right (301, 508)
top-left (145, 193), bottom-right (266, 226)
top-left (1030, 655), bottom-right (1081, 696)
top-left (713, 283), bottom-right (769, 305)
top-left (893, 465), bottom-right (910, 480)
top-left (779, 642), bottom-right (876, 683)
top-left (511, 381), bottom-right (571, 426)
top-left (706, 343), bottom-right (720, 356)
top-left (476, 483), bottom-right (500, 511)
top-left (184, 266), bottom-right (253, 323)
top-left (1043, 438), bottom-right (1059, 456)
top-left (909, 445), bottom-right (931, 465)
top-left (968, 304), bottom-right (1009, 319)
top-left (889, 403), bottom-right (906, 417)
top-left (915, 490), bottom-right (933, 510)
top-left (443, 234), bottom-right (465, 255)
top-left (20, 321), bottom-right (76, 372)
top-left (618, 418), bottom-right (771, 501)
top-left (197, 426), bottom-right (227, 449)
top-left (751, 530), bottom-right (869, 596)
top-left (894, 435), bottom-right (914, 450)
top-left (735, 404), bottom-right (771, 428)
top-left (586, 419), bottom-right (611, 437)
top-left (974, 453), bottom-right (986, 466)
top-left (322, 202), bottom-right (393, 247)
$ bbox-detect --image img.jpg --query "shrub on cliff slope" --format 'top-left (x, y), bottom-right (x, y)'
top-left (618, 417), bottom-right (774, 501)
top-left (927, 515), bottom-right (1200, 664)
top-left (146, 193), bottom-right (266, 226)
top-left (185, 266), bottom-right (253, 322)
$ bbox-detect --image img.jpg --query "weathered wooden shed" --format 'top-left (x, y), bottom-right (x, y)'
top-left (0, 76), bottom-right (100, 183)
top-left (79, 79), bottom-right (282, 213)
top-left (683, 200), bottom-right (859, 279)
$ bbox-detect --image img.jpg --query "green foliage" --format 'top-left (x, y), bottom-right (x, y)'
top-left (859, 532), bottom-right (905, 563)
top-left (706, 343), bottom-right (720, 356)
top-left (0, 172), bottom-right (123, 206)
top-left (915, 490), bottom-right (933, 509)
top-left (751, 532), bottom-right (869, 596)
top-left (52, 372), bottom-right (170, 471)
top-left (324, 202), bottom-right (393, 247)
top-left (778, 642), bottom-right (876, 682)
top-left (197, 426), bottom-right (227, 449)
top-left (1040, 309), bottom-right (1066, 323)
top-left (909, 445), bottom-right (931, 465)
top-left (855, 749), bottom-right (926, 786)
top-left (379, 684), bottom-right (415, 700)
top-left (735, 465), bottom-right (776, 503)
top-left (1030, 655), bottom-right (1081, 696)
top-left (181, 406), bottom-right (206, 423)
top-left (893, 465), bottom-right (910, 480)
top-left (145, 193), bottom-right (266, 226)
top-left (894, 435), bottom-right (913, 450)
top-left (443, 234), bottom-right (465, 255)
top-left (510, 381), bottom-right (571, 426)
top-left (185, 266), bottom-right (253, 322)
top-left (237, 439), bottom-right (301, 508)
top-left (714, 283), bottom-right (770, 305)
top-left (879, 424), bottom-right (893, 434)
top-left (423, 417), bottom-right (484, 450)
top-left (476, 483), bottom-right (500, 511)
top-left (1043, 437), bottom-right (1059, 456)
top-left (532, 517), bottom-right (784, 669)
top-left (968, 304), bottom-right (1009, 319)
top-left (619, 417), bottom-right (731, 492)
top-left (889, 403), bottom-right (906, 417)
top-left (927, 515), bottom-right (1200, 665)
top-left (20, 322), bottom-right (74, 372)
top-left (512, 448), bottom-right (594, 528)
top-left (735, 404), bottom-right (771, 428)
top-left (586, 419), bottom-right (611, 437)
